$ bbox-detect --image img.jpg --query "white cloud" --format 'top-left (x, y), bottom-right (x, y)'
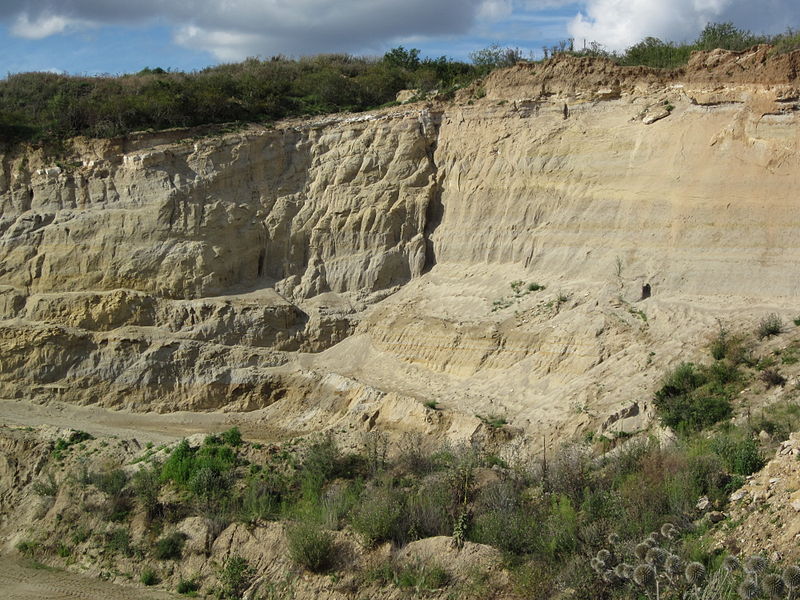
top-left (1, 0), bottom-right (797, 60)
top-left (11, 12), bottom-right (92, 39)
top-left (1, 1), bottom-right (510, 59)
top-left (567, 0), bottom-right (800, 51)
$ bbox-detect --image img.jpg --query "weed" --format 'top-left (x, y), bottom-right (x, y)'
top-left (140, 568), bottom-right (158, 586)
top-left (16, 540), bottom-right (39, 557)
top-left (424, 400), bottom-right (439, 410)
top-left (286, 521), bottom-right (335, 572)
top-left (177, 577), bottom-right (200, 594)
top-left (757, 313), bottom-right (783, 339)
top-left (218, 555), bottom-right (254, 600)
top-left (350, 486), bottom-right (404, 547)
top-left (32, 473), bottom-right (58, 496)
top-left (477, 414), bottom-right (508, 428)
top-left (153, 532), bottom-right (186, 560)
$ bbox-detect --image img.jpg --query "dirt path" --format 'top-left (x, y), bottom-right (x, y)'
top-left (0, 556), bottom-right (175, 600)
top-left (0, 398), bottom-right (292, 444)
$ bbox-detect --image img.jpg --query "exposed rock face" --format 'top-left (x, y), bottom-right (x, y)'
top-left (1, 48), bottom-right (800, 441)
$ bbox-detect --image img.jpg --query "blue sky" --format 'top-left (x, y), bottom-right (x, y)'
top-left (1, 1), bottom-right (797, 76)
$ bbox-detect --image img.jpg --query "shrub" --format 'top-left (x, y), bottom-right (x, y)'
top-left (477, 414), bottom-right (507, 428)
top-left (220, 427), bottom-right (242, 447)
top-left (160, 438), bottom-right (236, 501)
top-left (71, 526), bottom-right (90, 545)
top-left (709, 433), bottom-right (764, 476)
top-left (15, 540), bottom-right (39, 557)
top-left (349, 486), bottom-right (405, 547)
top-left (757, 314), bottom-right (783, 339)
top-left (132, 465), bottom-right (162, 519)
top-left (177, 577), bottom-right (200, 594)
top-left (653, 362), bottom-right (738, 431)
top-left (140, 568), bottom-right (158, 586)
top-left (32, 473), bottom-right (58, 496)
top-left (760, 368), bottom-right (786, 388)
top-left (153, 532), bottom-right (186, 560)
top-left (218, 555), bottom-right (254, 600)
top-left (104, 528), bottom-right (135, 557)
top-left (394, 561), bottom-right (450, 591)
top-left (286, 521), bottom-right (335, 572)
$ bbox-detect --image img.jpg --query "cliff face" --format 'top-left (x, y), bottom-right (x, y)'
top-left (1, 48), bottom-right (800, 441)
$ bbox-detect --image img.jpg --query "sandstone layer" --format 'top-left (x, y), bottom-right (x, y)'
top-left (1, 47), bottom-right (800, 448)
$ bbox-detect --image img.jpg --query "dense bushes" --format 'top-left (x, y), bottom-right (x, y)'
top-left (653, 361), bottom-right (742, 431)
top-left (0, 50), bottom-right (478, 145)
top-left (4, 23), bottom-right (800, 147)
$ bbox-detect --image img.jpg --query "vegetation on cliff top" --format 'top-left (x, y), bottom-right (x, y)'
top-left (1, 23), bottom-right (799, 147)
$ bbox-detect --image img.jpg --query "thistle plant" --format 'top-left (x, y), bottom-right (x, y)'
top-left (763, 574), bottom-right (787, 600)
top-left (591, 522), bottom-right (798, 600)
top-left (739, 578), bottom-right (760, 600)
top-left (685, 561), bottom-right (707, 588)
top-left (783, 565), bottom-right (800, 593)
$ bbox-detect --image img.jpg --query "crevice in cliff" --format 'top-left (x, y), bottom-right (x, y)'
top-left (420, 110), bottom-right (445, 274)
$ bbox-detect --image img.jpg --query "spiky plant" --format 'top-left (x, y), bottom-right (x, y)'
top-left (607, 532), bottom-right (620, 547)
top-left (634, 564), bottom-right (657, 589)
top-left (591, 557), bottom-right (603, 573)
top-left (685, 562), bottom-right (706, 587)
top-left (603, 570), bottom-right (623, 586)
top-left (783, 565), bottom-right (800, 590)
top-left (738, 578), bottom-right (759, 600)
top-left (597, 549), bottom-right (612, 566)
top-left (660, 523), bottom-right (676, 540)
top-left (723, 555), bottom-right (742, 573)
top-left (646, 535), bottom-right (660, 547)
top-left (622, 564), bottom-right (635, 580)
top-left (746, 555), bottom-right (769, 576)
top-left (763, 573), bottom-right (787, 599)
top-left (665, 554), bottom-right (684, 576)
top-left (646, 547), bottom-right (668, 570)
top-left (636, 542), bottom-right (652, 561)
top-left (614, 564), bottom-right (630, 580)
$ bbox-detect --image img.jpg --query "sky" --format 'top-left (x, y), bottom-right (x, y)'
top-left (0, 0), bottom-right (798, 76)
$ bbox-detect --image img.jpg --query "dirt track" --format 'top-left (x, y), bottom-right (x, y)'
top-left (0, 556), bottom-right (174, 600)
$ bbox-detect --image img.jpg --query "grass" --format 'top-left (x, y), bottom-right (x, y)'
top-left (153, 532), bottom-right (186, 560)
top-left (757, 313), bottom-right (783, 339)
top-left (286, 521), bottom-right (335, 572)
top-left (477, 413), bottom-right (508, 428)
top-left (140, 567), bottom-right (158, 586)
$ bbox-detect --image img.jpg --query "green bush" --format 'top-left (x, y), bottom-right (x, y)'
top-left (140, 568), bottom-right (158, 586)
top-left (160, 438), bottom-right (236, 499)
top-left (153, 532), bottom-right (186, 560)
top-left (220, 427), bottom-right (243, 447)
top-left (15, 540), bottom-right (39, 557)
top-left (177, 577), bottom-right (200, 594)
top-left (349, 486), bottom-right (405, 547)
top-left (710, 433), bottom-right (763, 476)
top-left (218, 555), bottom-right (254, 600)
top-left (286, 521), bottom-right (335, 572)
top-left (653, 362), bottom-right (740, 431)
top-left (394, 561), bottom-right (450, 591)
top-left (104, 528), bottom-right (135, 557)
top-left (132, 466), bottom-right (162, 519)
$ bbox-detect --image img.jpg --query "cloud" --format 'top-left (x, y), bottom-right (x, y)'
top-left (1, 1), bottom-right (511, 59)
top-left (1, 0), bottom-right (797, 62)
top-left (567, 0), bottom-right (800, 51)
top-left (10, 12), bottom-right (93, 39)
